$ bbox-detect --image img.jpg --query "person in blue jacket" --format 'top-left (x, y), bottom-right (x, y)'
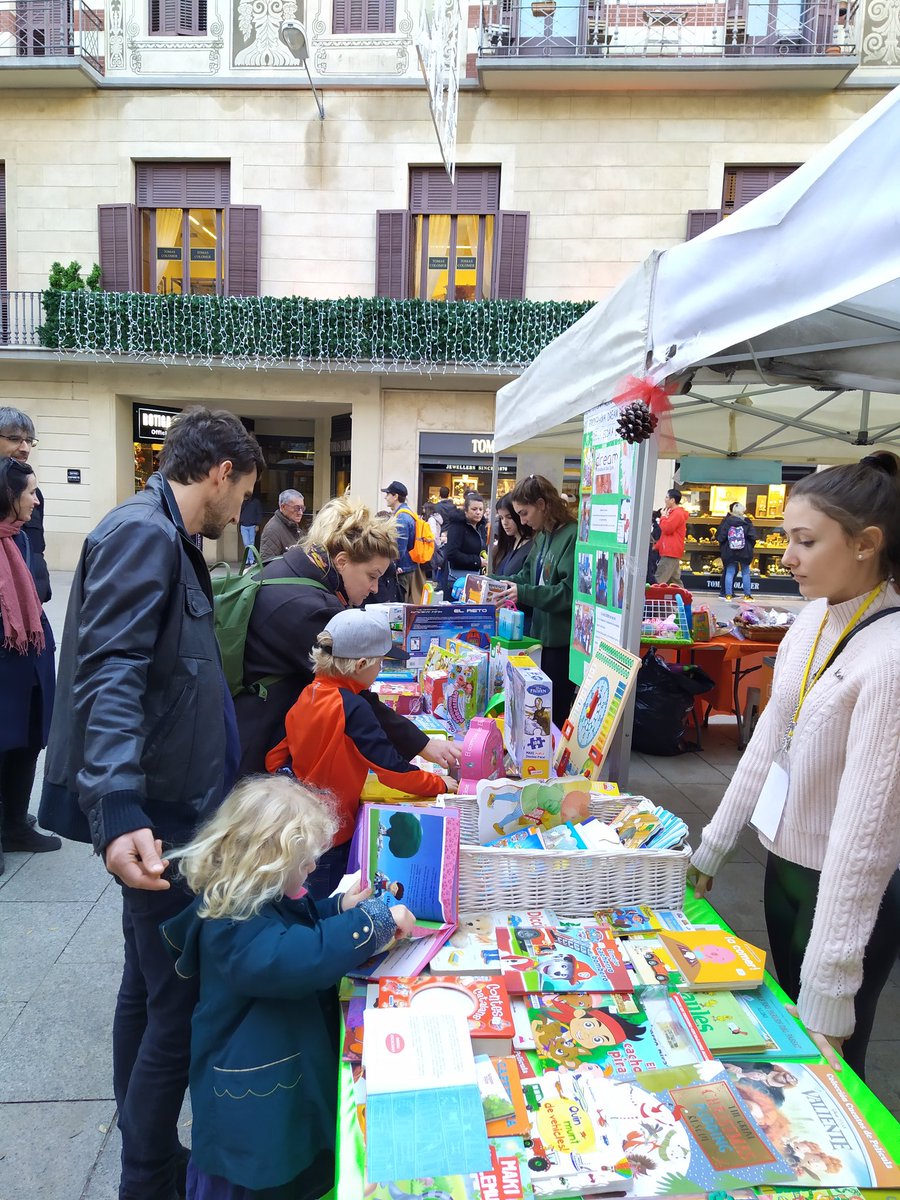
top-left (0, 456), bottom-right (59, 873)
top-left (162, 773), bottom-right (414, 1200)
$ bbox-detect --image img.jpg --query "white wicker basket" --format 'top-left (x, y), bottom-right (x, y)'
top-left (453, 794), bottom-right (691, 916)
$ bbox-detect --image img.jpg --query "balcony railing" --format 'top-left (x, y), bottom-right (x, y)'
top-left (478, 0), bottom-right (856, 60)
top-left (0, 291), bottom-right (46, 347)
top-left (0, 0), bottom-right (104, 73)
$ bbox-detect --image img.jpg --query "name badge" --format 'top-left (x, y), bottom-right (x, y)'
top-left (750, 761), bottom-right (789, 842)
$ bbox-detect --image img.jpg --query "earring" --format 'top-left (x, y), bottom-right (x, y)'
top-left (858, 553), bottom-right (863, 560)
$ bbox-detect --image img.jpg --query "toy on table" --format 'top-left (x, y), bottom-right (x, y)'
top-left (456, 716), bottom-right (504, 796)
top-left (504, 654), bottom-right (553, 780)
top-left (555, 638), bottom-right (640, 779)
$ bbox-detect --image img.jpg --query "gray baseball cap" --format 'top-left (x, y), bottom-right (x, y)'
top-left (323, 609), bottom-right (408, 661)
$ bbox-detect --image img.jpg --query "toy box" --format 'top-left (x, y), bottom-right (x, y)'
top-left (365, 602), bottom-right (406, 642)
top-left (403, 604), bottom-right (496, 659)
top-left (421, 668), bottom-right (448, 716)
top-left (440, 642), bottom-right (490, 735)
top-left (555, 639), bottom-right (640, 779)
top-left (370, 680), bottom-right (422, 715)
top-left (504, 655), bottom-right (553, 780)
top-left (489, 635), bottom-right (543, 697)
top-left (463, 575), bottom-right (507, 606)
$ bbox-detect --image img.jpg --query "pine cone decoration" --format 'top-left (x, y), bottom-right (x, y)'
top-left (616, 399), bottom-right (659, 444)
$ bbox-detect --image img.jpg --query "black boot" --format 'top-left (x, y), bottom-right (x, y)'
top-left (1, 824), bottom-right (61, 853)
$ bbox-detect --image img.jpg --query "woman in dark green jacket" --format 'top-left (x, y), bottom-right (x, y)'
top-left (495, 474), bottom-right (578, 728)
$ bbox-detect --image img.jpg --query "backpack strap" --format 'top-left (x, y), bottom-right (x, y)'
top-left (247, 575), bottom-right (330, 699)
top-left (830, 605), bottom-right (900, 663)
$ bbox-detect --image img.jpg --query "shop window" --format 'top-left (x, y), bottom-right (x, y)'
top-left (686, 163), bottom-right (799, 240)
top-left (150, 0), bottom-right (207, 35)
top-left (376, 166), bottom-right (530, 302)
top-left (332, 0), bottom-right (396, 33)
top-left (98, 162), bottom-right (261, 296)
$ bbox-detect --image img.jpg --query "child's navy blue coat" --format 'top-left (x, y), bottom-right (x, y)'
top-left (161, 891), bottom-right (393, 1192)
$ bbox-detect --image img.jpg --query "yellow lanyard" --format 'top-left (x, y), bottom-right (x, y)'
top-left (786, 583), bottom-right (884, 744)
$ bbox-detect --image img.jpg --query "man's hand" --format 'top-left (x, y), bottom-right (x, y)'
top-left (420, 738), bottom-right (462, 769)
top-left (340, 881), bottom-right (373, 912)
top-left (389, 904), bottom-right (416, 939)
top-left (105, 829), bottom-right (170, 890)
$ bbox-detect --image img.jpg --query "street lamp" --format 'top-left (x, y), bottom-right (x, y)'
top-left (279, 19), bottom-right (325, 119)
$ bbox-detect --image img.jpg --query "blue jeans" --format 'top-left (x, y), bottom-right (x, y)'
top-left (724, 561), bottom-right (751, 596)
top-left (114, 882), bottom-right (198, 1200)
top-left (239, 525), bottom-right (257, 549)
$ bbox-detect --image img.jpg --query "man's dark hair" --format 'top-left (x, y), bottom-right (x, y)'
top-left (667, 488), bottom-right (682, 504)
top-left (439, 486), bottom-right (450, 499)
top-left (159, 407), bottom-right (264, 485)
top-left (0, 457), bottom-right (35, 520)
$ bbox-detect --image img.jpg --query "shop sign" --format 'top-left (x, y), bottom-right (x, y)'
top-left (133, 404), bottom-right (182, 443)
top-left (419, 432), bottom-right (497, 458)
top-left (456, 256), bottom-right (476, 270)
top-left (190, 248), bottom-right (216, 262)
top-left (428, 256), bottom-right (449, 270)
top-left (156, 247), bottom-right (182, 260)
top-left (67, 469), bottom-right (81, 484)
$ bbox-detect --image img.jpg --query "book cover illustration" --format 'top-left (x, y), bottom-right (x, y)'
top-left (528, 991), bottom-right (706, 1078)
top-left (658, 930), bottom-right (766, 990)
top-left (735, 985), bottom-right (821, 1060)
top-left (377, 976), bottom-right (515, 1047)
top-left (674, 990), bottom-right (772, 1056)
top-left (719, 1060), bottom-right (900, 1187)
top-left (476, 777), bottom-right (592, 845)
top-left (487, 1056), bottom-right (531, 1138)
top-left (621, 935), bottom-right (685, 990)
top-left (361, 803), bottom-right (460, 935)
top-left (555, 640), bottom-right (640, 779)
top-left (362, 1138), bottom-right (535, 1200)
top-left (496, 922), bottom-right (633, 995)
top-left (594, 906), bottom-right (663, 935)
top-left (429, 910), bottom-right (560, 977)
top-left (347, 927), bottom-right (457, 982)
top-left (342, 992), bottom-right (366, 1064)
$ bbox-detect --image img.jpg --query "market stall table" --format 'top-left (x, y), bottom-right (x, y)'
top-left (642, 634), bottom-right (783, 749)
top-left (333, 893), bottom-right (900, 1199)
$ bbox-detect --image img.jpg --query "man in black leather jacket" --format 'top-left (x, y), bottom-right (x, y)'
top-left (39, 407), bottom-right (264, 1200)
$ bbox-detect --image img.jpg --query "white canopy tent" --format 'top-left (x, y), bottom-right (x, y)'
top-left (494, 85), bottom-right (900, 465)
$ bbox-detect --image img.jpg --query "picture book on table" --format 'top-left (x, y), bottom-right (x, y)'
top-left (429, 910), bottom-right (559, 975)
top-left (376, 975), bottom-right (515, 1054)
top-left (718, 1060), bottom-right (900, 1188)
top-left (528, 990), bottom-right (707, 1077)
top-left (495, 921), bottom-right (633, 995)
top-left (673, 989), bottom-right (773, 1056)
top-left (658, 929), bottom-right (766, 990)
top-left (364, 1138), bottom-right (534, 1200)
top-left (621, 934), bottom-right (686, 989)
top-left (475, 777), bottom-right (593, 845)
top-left (593, 906), bottom-right (663, 934)
top-left (487, 1055), bottom-right (530, 1137)
top-left (734, 985), bottom-right (821, 1059)
top-left (347, 927), bottom-right (458, 982)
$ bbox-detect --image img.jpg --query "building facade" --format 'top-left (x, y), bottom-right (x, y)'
top-left (0, 0), bottom-right (898, 568)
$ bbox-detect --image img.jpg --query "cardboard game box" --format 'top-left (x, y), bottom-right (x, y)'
top-left (504, 655), bottom-right (553, 780)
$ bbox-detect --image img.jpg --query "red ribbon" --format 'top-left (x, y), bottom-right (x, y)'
top-left (611, 374), bottom-right (676, 418)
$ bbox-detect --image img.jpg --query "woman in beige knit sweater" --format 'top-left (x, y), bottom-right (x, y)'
top-left (690, 452), bottom-right (900, 1080)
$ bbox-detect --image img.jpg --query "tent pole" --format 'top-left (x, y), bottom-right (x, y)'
top-left (487, 450), bottom-right (500, 572)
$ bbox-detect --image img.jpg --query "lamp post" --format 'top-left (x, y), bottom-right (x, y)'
top-left (279, 19), bottom-right (325, 119)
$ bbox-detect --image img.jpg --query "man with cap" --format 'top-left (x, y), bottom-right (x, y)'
top-left (381, 480), bottom-right (425, 604)
top-left (266, 608), bottom-right (456, 896)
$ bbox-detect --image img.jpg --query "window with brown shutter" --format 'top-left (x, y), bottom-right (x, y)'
top-left (333, 0), bottom-right (396, 33)
top-left (492, 211), bottom-right (529, 300)
top-left (149, 0), bottom-right (206, 35)
top-left (722, 165), bottom-right (799, 213)
top-left (685, 209), bottom-right (721, 240)
top-left (98, 204), bottom-right (139, 292)
top-left (225, 206), bottom-right (262, 297)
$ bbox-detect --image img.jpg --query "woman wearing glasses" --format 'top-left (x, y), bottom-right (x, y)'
top-left (0, 408), bottom-right (50, 603)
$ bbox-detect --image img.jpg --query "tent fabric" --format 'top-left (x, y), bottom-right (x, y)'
top-left (494, 86), bottom-right (900, 459)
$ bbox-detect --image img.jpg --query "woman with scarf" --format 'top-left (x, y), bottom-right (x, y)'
top-left (0, 457), bottom-right (59, 874)
top-left (234, 496), bottom-right (460, 780)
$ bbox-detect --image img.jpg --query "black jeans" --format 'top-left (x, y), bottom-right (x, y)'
top-left (114, 881), bottom-right (198, 1200)
top-left (763, 850), bottom-right (900, 1080)
top-left (0, 685), bottom-right (42, 834)
top-left (539, 645), bottom-right (578, 731)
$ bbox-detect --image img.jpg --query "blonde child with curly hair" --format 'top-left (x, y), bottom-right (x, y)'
top-left (161, 773), bottom-right (413, 1200)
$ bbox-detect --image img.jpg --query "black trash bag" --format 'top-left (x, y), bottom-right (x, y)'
top-left (632, 648), bottom-right (715, 757)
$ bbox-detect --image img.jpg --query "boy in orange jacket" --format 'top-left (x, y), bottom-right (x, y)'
top-left (266, 608), bottom-right (455, 897)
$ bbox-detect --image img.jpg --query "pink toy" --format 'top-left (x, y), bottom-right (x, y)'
top-left (457, 717), bottom-right (505, 796)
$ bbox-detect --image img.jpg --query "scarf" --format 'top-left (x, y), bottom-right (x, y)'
top-left (0, 520), bottom-right (45, 654)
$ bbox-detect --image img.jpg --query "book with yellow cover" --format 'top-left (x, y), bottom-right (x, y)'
top-left (659, 929), bottom-right (766, 991)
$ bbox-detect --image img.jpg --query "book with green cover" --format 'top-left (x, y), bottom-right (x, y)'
top-left (674, 989), bottom-right (772, 1055)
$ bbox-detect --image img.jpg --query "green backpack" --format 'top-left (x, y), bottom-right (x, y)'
top-left (211, 547), bottom-right (327, 697)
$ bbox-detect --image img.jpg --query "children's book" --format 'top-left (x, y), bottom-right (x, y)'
top-left (474, 1054), bottom-right (515, 1123)
top-left (360, 802), bottom-right (460, 935)
top-left (377, 975), bottom-right (515, 1056)
top-left (347, 928), bottom-right (459, 982)
top-left (718, 1059), bottom-right (900, 1187)
top-left (593, 905), bottom-right (662, 934)
top-left (486, 826), bottom-right (546, 850)
top-left (520, 1069), bottom-right (633, 1197)
top-left (487, 823), bottom-right (590, 851)
top-left (365, 1139), bottom-right (535, 1200)
top-left (614, 809), bottom-right (662, 848)
top-left (476, 777), bottom-right (593, 845)
top-left (430, 910), bottom-right (558, 976)
top-left (658, 929), bottom-right (766, 991)
top-left (487, 1056), bottom-right (530, 1138)
top-left (735, 984), bottom-right (821, 1059)
top-left (363, 1007), bottom-right (492, 1183)
top-left (496, 922), bottom-right (633, 995)
top-left (673, 989), bottom-right (773, 1056)
top-left (621, 934), bottom-right (685, 989)
top-left (528, 990), bottom-right (707, 1078)
top-left (341, 991), bottom-right (366, 1064)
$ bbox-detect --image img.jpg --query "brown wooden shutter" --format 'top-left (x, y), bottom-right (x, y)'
top-left (375, 210), bottom-right (410, 299)
top-left (0, 164), bottom-right (6, 295)
top-left (492, 210), bottom-right (529, 300)
top-left (332, 0), bottom-right (348, 31)
top-left (225, 205), bottom-right (261, 297)
top-left (98, 204), bottom-right (138, 292)
top-left (136, 162), bottom-right (229, 207)
top-left (723, 165), bottom-right (798, 213)
top-left (411, 166), bottom-right (500, 215)
top-left (686, 209), bottom-right (721, 240)
top-left (347, 0), bottom-right (365, 29)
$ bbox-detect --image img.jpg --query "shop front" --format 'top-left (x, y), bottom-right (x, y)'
top-left (676, 458), bottom-right (813, 597)
top-left (417, 432), bottom-right (517, 506)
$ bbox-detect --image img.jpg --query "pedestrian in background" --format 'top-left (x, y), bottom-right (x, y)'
top-left (0, 407), bottom-right (50, 601)
top-left (717, 501), bottom-right (757, 600)
top-left (238, 490), bottom-right (264, 552)
top-left (39, 407), bottom-right (264, 1200)
top-left (444, 491), bottom-right (487, 587)
top-left (654, 488), bottom-right (687, 585)
top-left (382, 480), bottom-right (425, 603)
top-left (260, 489), bottom-right (305, 559)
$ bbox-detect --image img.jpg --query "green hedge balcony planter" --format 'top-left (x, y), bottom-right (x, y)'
top-left (39, 291), bottom-right (594, 372)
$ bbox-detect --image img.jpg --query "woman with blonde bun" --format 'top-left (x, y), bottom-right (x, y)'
top-left (234, 495), bottom-right (461, 782)
top-left (690, 452), bottom-right (900, 1080)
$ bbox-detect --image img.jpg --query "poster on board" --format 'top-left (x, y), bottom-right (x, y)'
top-left (569, 401), bottom-right (636, 685)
